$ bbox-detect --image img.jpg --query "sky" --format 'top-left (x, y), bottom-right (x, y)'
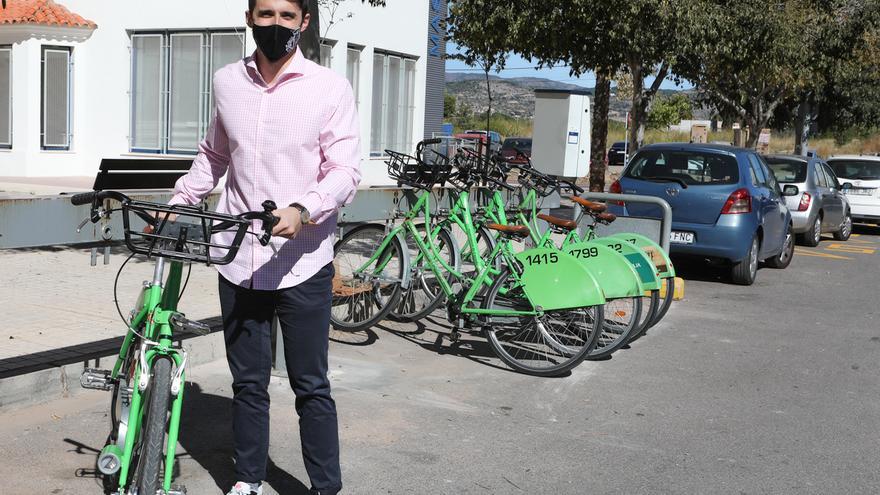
top-left (445, 44), bottom-right (693, 90)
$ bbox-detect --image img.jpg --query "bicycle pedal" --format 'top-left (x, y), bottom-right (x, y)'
top-left (169, 313), bottom-right (212, 336)
top-left (80, 368), bottom-right (113, 391)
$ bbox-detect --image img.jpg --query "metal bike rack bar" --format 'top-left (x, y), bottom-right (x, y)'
top-left (575, 193), bottom-right (672, 252)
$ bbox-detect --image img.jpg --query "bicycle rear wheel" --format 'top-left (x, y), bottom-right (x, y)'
top-left (389, 224), bottom-right (458, 322)
top-left (647, 276), bottom-right (675, 328)
top-left (331, 224), bottom-right (405, 331)
top-left (135, 355), bottom-right (172, 495)
top-left (481, 267), bottom-right (603, 377)
top-left (587, 296), bottom-right (642, 360)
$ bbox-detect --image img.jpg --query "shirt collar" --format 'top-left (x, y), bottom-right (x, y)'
top-left (244, 47), bottom-right (310, 87)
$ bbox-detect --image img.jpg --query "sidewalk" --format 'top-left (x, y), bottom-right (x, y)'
top-left (0, 245), bottom-right (226, 409)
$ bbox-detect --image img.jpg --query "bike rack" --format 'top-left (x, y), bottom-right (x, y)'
top-left (575, 192), bottom-right (672, 252)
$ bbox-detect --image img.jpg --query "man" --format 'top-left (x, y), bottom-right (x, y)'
top-left (168, 1), bottom-right (360, 494)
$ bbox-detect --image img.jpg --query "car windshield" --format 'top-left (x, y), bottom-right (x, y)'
top-left (625, 150), bottom-right (739, 186)
top-left (765, 158), bottom-right (807, 183)
top-left (502, 139), bottom-right (531, 151)
top-left (828, 159), bottom-right (880, 180)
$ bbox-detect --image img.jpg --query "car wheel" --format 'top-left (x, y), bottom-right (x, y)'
top-left (800, 214), bottom-right (822, 247)
top-left (731, 235), bottom-right (759, 285)
top-left (765, 227), bottom-right (794, 269)
top-left (833, 211), bottom-right (852, 241)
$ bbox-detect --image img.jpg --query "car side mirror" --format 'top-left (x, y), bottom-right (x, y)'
top-left (782, 185), bottom-right (799, 196)
top-left (840, 182), bottom-right (852, 190)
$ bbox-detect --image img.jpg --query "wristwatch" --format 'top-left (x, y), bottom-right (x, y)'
top-left (290, 203), bottom-right (311, 224)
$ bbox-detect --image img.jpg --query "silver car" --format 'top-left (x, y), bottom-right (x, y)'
top-left (765, 154), bottom-right (852, 246)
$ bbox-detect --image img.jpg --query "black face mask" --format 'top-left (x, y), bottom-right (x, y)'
top-left (252, 23), bottom-right (301, 62)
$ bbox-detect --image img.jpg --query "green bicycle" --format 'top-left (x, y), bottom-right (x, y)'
top-left (331, 140), bottom-right (607, 376)
top-left (72, 190), bottom-right (277, 495)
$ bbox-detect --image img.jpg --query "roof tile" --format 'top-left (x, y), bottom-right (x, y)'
top-left (0, 0), bottom-right (96, 29)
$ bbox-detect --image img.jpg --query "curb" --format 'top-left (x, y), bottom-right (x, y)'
top-left (0, 331), bottom-right (228, 413)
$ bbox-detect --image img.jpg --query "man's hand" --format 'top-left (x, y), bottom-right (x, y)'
top-left (271, 207), bottom-right (303, 239)
top-left (143, 211), bottom-right (179, 234)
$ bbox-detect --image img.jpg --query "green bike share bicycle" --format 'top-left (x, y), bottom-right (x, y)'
top-left (71, 190), bottom-right (278, 495)
top-left (330, 139), bottom-right (608, 376)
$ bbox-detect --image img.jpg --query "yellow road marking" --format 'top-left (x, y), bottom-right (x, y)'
top-left (794, 248), bottom-right (852, 260)
top-left (825, 243), bottom-right (877, 254)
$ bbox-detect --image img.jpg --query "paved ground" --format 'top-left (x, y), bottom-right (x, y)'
top-left (0, 225), bottom-right (878, 493)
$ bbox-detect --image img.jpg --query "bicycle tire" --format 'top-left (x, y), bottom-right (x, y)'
top-left (647, 276), bottom-right (675, 329)
top-left (627, 289), bottom-right (660, 344)
top-left (481, 267), bottom-right (603, 377)
top-left (587, 296), bottom-right (643, 360)
top-left (135, 356), bottom-right (172, 495)
top-left (389, 224), bottom-right (459, 322)
top-left (331, 224), bottom-right (405, 331)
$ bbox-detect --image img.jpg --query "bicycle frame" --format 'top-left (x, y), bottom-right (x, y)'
top-left (109, 256), bottom-right (187, 493)
top-left (354, 188), bottom-right (540, 319)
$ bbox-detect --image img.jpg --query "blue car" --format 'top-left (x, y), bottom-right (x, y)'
top-left (609, 143), bottom-right (794, 285)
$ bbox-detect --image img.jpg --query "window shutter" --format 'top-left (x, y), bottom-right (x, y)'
top-left (131, 35), bottom-right (164, 151)
top-left (43, 48), bottom-right (71, 149)
top-left (168, 33), bottom-right (204, 152)
top-left (0, 48), bottom-right (11, 147)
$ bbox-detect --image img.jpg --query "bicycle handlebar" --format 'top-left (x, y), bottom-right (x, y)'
top-left (71, 190), bottom-right (280, 247)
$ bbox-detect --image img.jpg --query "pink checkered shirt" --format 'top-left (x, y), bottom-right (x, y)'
top-left (170, 49), bottom-right (361, 290)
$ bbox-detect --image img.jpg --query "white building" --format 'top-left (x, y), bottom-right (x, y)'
top-left (0, 0), bottom-right (447, 185)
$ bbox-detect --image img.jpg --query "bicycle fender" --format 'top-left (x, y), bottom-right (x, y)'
top-left (589, 238), bottom-right (661, 291)
top-left (609, 233), bottom-right (676, 277)
top-left (514, 248), bottom-right (605, 310)
top-left (563, 242), bottom-right (645, 298)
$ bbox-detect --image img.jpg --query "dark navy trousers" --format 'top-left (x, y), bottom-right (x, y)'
top-left (218, 263), bottom-right (340, 495)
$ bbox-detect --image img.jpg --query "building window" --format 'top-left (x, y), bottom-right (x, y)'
top-left (130, 30), bottom-right (245, 154)
top-left (370, 52), bottom-right (417, 156)
top-left (42, 46), bottom-right (72, 150)
top-left (319, 42), bottom-right (333, 68)
top-left (346, 46), bottom-right (360, 108)
top-left (0, 46), bottom-right (11, 149)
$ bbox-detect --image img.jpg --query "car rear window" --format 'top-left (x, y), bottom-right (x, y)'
top-left (765, 158), bottom-right (807, 183)
top-left (502, 139), bottom-right (531, 151)
top-left (611, 142), bottom-right (626, 150)
top-left (625, 150), bottom-right (739, 185)
top-left (828, 159), bottom-right (880, 180)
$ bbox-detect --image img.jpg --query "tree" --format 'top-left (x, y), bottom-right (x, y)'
top-left (673, 1), bottom-right (819, 147)
top-left (647, 93), bottom-right (693, 129)
top-left (444, 93), bottom-right (457, 119)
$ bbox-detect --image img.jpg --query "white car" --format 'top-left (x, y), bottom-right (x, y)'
top-left (827, 155), bottom-right (880, 225)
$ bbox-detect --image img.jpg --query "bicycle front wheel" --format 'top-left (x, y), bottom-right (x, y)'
top-left (481, 267), bottom-right (603, 377)
top-left (331, 224), bottom-right (405, 331)
top-left (135, 356), bottom-right (172, 495)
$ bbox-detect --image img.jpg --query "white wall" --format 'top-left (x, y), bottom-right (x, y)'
top-left (0, 0), bottom-right (432, 185)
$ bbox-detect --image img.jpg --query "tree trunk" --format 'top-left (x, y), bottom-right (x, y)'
top-left (794, 99), bottom-right (810, 156)
top-left (300, 0), bottom-right (321, 63)
top-left (745, 117), bottom-right (761, 148)
top-left (589, 70), bottom-right (611, 192)
top-left (628, 62), bottom-right (645, 154)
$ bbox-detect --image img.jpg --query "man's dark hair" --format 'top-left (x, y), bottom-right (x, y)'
top-left (248, 0), bottom-right (309, 14)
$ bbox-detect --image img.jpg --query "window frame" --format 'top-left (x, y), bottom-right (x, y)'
top-left (129, 29), bottom-right (245, 155)
top-left (41, 45), bottom-right (73, 151)
top-left (0, 45), bottom-right (11, 149)
top-left (369, 50), bottom-right (418, 157)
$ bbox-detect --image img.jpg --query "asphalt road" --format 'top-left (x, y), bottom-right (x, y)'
top-left (0, 225), bottom-right (878, 494)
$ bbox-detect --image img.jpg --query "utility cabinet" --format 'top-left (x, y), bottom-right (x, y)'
top-left (531, 89), bottom-right (591, 178)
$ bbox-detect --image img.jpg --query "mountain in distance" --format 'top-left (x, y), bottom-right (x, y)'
top-left (445, 71), bottom-right (699, 121)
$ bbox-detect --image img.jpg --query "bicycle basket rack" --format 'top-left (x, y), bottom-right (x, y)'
top-left (121, 200), bottom-right (252, 265)
top-left (385, 149), bottom-right (452, 188)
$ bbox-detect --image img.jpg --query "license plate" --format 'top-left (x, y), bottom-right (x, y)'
top-left (845, 188), bottom-right (875, 196)
top-left (670, 231), bottom-right (695, 244)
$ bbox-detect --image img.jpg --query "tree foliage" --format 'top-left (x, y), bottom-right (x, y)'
top-left (648, 94), bottom-right (694, 129)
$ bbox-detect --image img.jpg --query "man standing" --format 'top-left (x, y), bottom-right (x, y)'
top-left (168, 1), bottom-right (360, 494)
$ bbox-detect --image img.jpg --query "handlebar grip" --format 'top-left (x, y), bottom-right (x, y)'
top-left (70, 191), bottom-right (97, 206)
top-left (489, 177), bottom-right (515, 191)
top-left (562, 180), bottom-right (585, 194)
top-left (421, 138), bottom-right (442, 146)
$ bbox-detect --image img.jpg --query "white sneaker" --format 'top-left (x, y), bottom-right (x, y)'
top-left (226, 481), bottom-right (263, 495)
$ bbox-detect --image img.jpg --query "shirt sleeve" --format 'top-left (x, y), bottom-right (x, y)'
top-left (295, 80), bottom-right (362, 224)
top-left (169, 105), bottom-right (231, 206)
